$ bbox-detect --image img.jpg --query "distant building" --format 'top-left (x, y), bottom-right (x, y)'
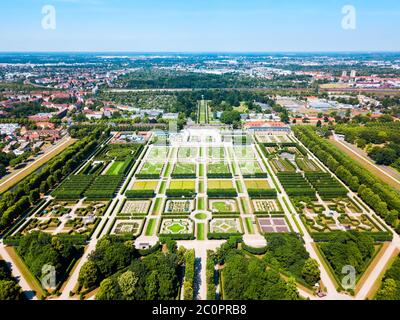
top-left (244, 121), bottom-right (290, 133)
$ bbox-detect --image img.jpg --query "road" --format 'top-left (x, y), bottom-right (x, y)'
top-left (0, 243), bottom-right (37, 300)
top-left (0, 135), bottom-right (76, 193)
top-left (332, 133), bottom-right (400, 189)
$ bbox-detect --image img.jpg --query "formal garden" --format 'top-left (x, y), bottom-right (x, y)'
top-left (110, 219), bottom-right (144, 236)
top-left (209, 199), bottom-right (239, 214)
top-left (164, 200), bottom-right (194, 214)
top-left (209, 218), bottom-right (242, 234)
top-left (159, 218), bottom-right (194, 235)
top-left (120, 200), bottom-right (151, 215)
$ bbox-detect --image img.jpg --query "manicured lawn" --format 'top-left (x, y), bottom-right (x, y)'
top-left (195, 213), bottom-right (208, 220)
top-left (208, 147), bottom-right (225, 158)
top-left (197, 223), bottom-right (205, 240)
top-left (139, 162), bottom-right (164, 175)
top-left (145, 218), bottom-right (157, 236)
top-left (106, 161), bottom-right (125, 175)
top-left (239, 161), bottom-right (263, 175)
top-left (198, 181), bottom-right (205, 193)
top-left (178, 147), bottom-right (198, 159)
top-left (208, 162), bottom-right (231, 175)
top-left (199, 163), bottom-right (205, 177)
top-left (164, 163), bottom-right (172, 177)
top-left (235, 180), bottom-right (243, 193)
top-left (169, 180), bottom-right (196, 190)
top-left (240, 197), bottom-right (250, 214)
top-left (173, 162), bottom-right (196, 175)
top-left (152, 198), bottom-right (163, 215)
top-left (5, 247), bottom-right (45, 298)
top-left (132, 180), bottom-right (159, 190)
top-left (197, 197), bottom-right (205, 210)
top-left (159, 181), bottom-right (167, 194)
top-left (244, 179), bottom-right (270, 190)
top-left (212, 201), bottom-right (233, 212)
top-left (245, 218), bottom-right (255, 234)
top-left (208, 179), bottom-right (234, 189)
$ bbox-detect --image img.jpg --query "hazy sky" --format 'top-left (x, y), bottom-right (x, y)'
top-left (1, 0), bottom-right (399, 52)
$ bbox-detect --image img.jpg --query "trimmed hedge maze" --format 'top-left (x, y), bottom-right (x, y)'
top-left (277, 172), bottom-right (316, 198)
top-left (84, 175), bottom-right (124, 200)
top-left (305, 172), bottom-right (348, 199)
top-left (53, 175), bottom-right (94, 200)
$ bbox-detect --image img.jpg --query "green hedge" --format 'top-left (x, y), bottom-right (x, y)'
top-left (125, 190), bottom-right (155, 199)
top-left (208, 232), bottom-right (242, 240)
top-left (207, 189), bottom-right (238, 198)
top-left (165, 189), bottom-right (196, 198)
top-left (248, 189), bottom-right (277, 198)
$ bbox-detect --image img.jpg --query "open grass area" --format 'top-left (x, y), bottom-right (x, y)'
top-left (172, 162), bottom-right (196, 175)
top-left (208, 162), bottom-right (231, 175)
top-left (5, 246), bottom-right (45, 298)
top-left (239, 161), bottom-right (264, 175)
top-left (169, 180), bottom-right (196, 190)
top-left (244, 179), bottom-right (270, 190)
top-left (245, 218), bottom-right (255, 234)
top-left (145, 218), bottom-right (157, 236)
top-left (152, 198), bottom-right (163, 215)
top-left (198, 180), bottom-right (205, 193)
top-left (106, 161), bottom-right (125, 175)
top-left (210, 199), bottom-right (238, 213)
top-left (132, 180), bottom-right (159, 190)
top-left (208, 179), bottom-right (234, 189)
top-left (197, 223), bottom-right (205, 240)
top-left (208, 147), bottom-right (225, 159)
top-left (139, 162), bottom-right (164, 175)
top-left (197, 197), bottom-right (205, 210)
top-left (147, 147), bottom-right (169, 160)
top-left (178, 147), bottom-right (198, 159)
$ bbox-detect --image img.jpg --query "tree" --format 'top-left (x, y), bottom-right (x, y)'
top-left (78, 261), bottom-right (99, 289)
top-left (0, 164), bottom-right (6, 178)
top-left (376, 279), bottom-right (397, 300)
top-left (145, 271), bottom-right (159, 300)
top-left (316, 120), bottom-right (322, 127)
top-left (95, 278), bottom-right (119, 300)
top-left (302, 258), bottom-right (321, 286)
top-left (285, 277), bottom-right (300, 300)
top-left (118, 270), bottom-right (138, 299)
top-left (0, 280), bottom-right (22, 300)
top-left (220, 110), bottom-right (241, 125)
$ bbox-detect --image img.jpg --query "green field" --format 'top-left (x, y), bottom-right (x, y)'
top-left (197, 223), bottom-right (205, 240)
top-left (245, 218), bottom-right (255, 234)
top-left (145, 218), bottom-right (157, 236)
top-left (132, 180), bottom-right (159, 190)
top-left (208, 180), bottom-right (234, 189)
top-left (106, 161), bottom-right (125, 175)
top-left (208, 162), bottom-right (231, 175)
top-left (208, 147), bottom-right (225, 159)
top-left (139, 162), bottom-right (164, 175)
top-left (169, 180), bottom-right (196, 190)
top-left (173, 162), bottom-right (196, 175)
top-left (197, 197), bottom-right (205, 210)
top-left (244, 179), bottom-right (270, 190)
top-left (178, 147), bottom-right (198, 159)
top-left (239, 161), bottom-right (263, 175)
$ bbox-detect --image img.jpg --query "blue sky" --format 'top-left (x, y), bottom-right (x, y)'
top-left (0, 0), bottom-right (399, 52)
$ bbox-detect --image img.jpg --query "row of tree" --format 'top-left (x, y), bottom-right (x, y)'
top-left (0, 127), bottom-right (108, 234)
top-left (294, 126), bottom-right (400, 232)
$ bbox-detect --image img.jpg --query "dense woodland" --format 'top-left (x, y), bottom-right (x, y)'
top-left (78, 237), bottom-right (183, 300)
top-left (376, 255), bottom-right (400, 300)
top-left (0, 259), bottom-right (23, 300)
